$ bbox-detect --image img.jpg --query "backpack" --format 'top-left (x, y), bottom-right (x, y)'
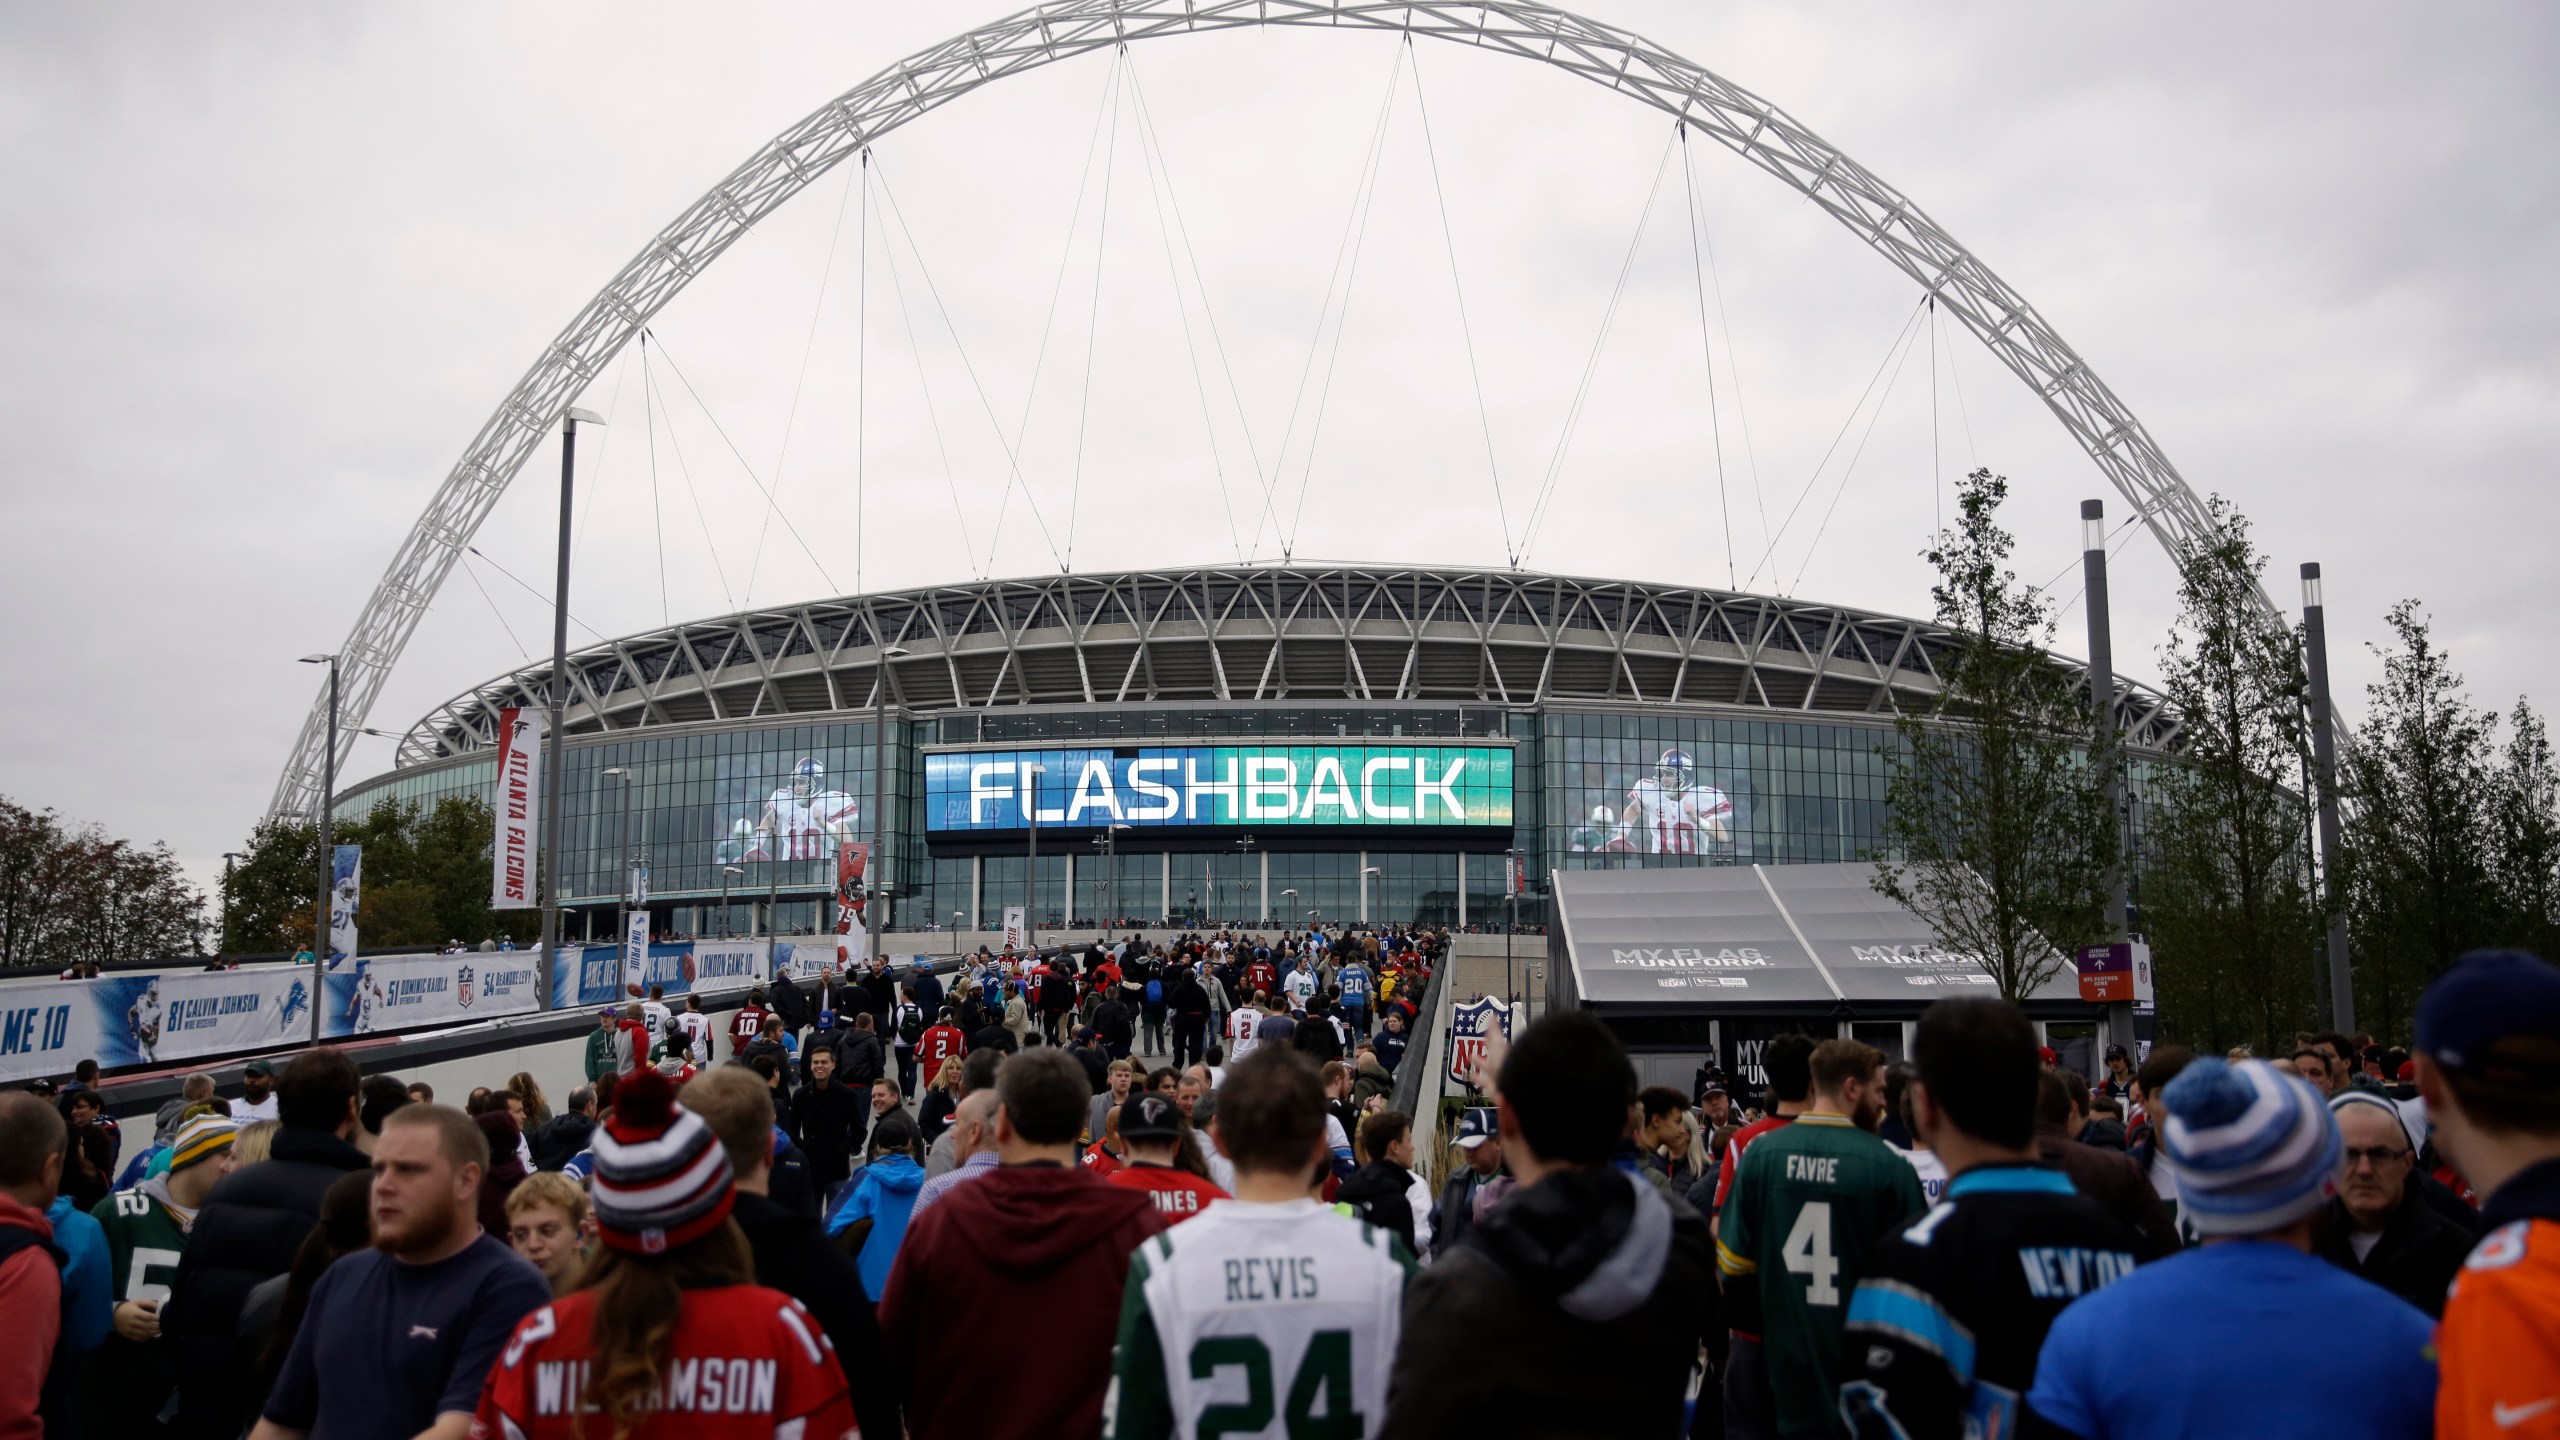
top-left (1144, 978), bottom-right (1164, 1005)
top-left (896, 1005), bottom-right (925, 1046)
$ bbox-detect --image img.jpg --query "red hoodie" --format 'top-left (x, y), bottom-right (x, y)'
top-left (879, 1161), bottom-right (1164, 1440)
top-left (0, 1194), bottom-right (60, 1440)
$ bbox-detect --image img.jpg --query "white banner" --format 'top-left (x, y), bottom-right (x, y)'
top-left (623, 911), bottom-right (651, 997)
top-left (686, 941), bottom-right (767, 993)
top-left (1002, 906), bottom-right (1026, 951)
top-left (0, 969), bottom-right (318, 1084)
top-left (327, 845), bottom-right (362, 970)
top-left (334, 952), bottom-right (541, 1037)
top-left (491, 707), bottom-right (543, 909)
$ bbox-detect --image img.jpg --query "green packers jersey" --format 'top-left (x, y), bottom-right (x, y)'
top-left (1716, 1113), bottom-right (1927, 1437)
top-left (1108, 1197), bottom-right (1413, 1440)
top-left (89, 1181), bottom-right (191, 1427)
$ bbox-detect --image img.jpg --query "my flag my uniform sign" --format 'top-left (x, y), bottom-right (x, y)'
top-left (1449, 995), bottom-right (1511, 1093)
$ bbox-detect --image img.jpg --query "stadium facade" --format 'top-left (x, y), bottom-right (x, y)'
top-left (336, 565), bottom-right (2180, 939)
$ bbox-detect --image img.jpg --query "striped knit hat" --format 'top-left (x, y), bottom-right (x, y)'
top-left (166, 1113), bottom-right (238, 1172)
top-left (589, 1066), bottom-right (734, 1255)
top-left (2159, 1057), bottom-right (2342, 1236)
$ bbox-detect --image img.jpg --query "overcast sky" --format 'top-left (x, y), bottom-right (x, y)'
top-left (3, 2), bottom-right (2553, 889)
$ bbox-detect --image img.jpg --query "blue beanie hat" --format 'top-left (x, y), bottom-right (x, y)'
top-left (2159, 1057), bottom-right (2341, 1236)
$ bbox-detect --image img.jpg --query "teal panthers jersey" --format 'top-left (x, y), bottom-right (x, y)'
top-left (1718, 1113), bottom-right (1927, 1437)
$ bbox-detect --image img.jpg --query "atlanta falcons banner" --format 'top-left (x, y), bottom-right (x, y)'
top-left (490, 707), bottom-right (543, 908)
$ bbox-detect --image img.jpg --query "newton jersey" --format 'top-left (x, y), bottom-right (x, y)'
top-left (1624, 778), bottom-right (1733, 855)
top-left (472, 1284), bottom-right (853, 1440)
top-left (1108, 1197), bottom-right (1412, 1440)
top-left (1717, 1113), bottom-right (1928, 1438)
top-left (763, 788), bottom-right (858, 861)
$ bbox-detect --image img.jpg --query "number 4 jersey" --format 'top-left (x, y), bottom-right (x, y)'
top-left (1108, 1196), bottom-right (1413, 1440)
top-left (1717, 1112), bottom-right (1927, 1438)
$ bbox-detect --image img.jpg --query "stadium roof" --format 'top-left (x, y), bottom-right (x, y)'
top-left (388, 566), bottom-right (2180, 768)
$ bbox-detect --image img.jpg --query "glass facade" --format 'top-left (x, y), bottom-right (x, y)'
top-left (341, 699), bottom-right (2139, 936)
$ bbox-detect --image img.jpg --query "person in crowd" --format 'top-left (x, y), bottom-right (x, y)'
top-left (1382, 1012), bottom-right (1714, 1439)
top-left (868, 1076), bottom-right (904, 1150)
top-left (581, 1006), bottom-right (617, 1083)
top-left (525, 1085), bottom-right (596, 1172)
top-left (235, 1062), bottom-right (280, 1123)
top-left (1104, 1092), bottom-right (1229, 1224)
top-left (674, 994), bottom-right (713, 1067)
top-left (1084, 1105), bottom-right (1129, 1180)
top-left (1720, 1038), bottom-right (1925, 1439)
top-left (1089, 1057), bottom-right (1136, 1145)
top-left (2098, 1045), bottom-right (2135, 1102)
top-left (238, 1169), bottom-right (372, 1417)
top-left (918, 1007), bottom-right (968, 1093)
top-left (639, 984), bottom-right (672, 1039)
top-left (925, 1049), bottom-right (1004, 1180)
top-left (1109, 1046), bottom-right (1409, 1440)
top-left (405, 1082), bottom-right (435, 1106)
top-left (790, 1045), bottom-right (867, 1209)
top-left (728, 987), bottom-right (771, 1058)
top-left (1374, 1006), bottom-right (1410, 1073)
top-left (1340, 1108), bottom-right (1425, 1255)
top-left (912, 1091), bottom-right (1000, 1221)
top-left (165, 1046), bottom-right (370, 1440)
top-left (504, 1073), bottom-right (550, 1129)
top-left (357, 1072), bottom-right (414, 1157)
top-left (471, 1109), bottom-right (529, 1238)
top-left (827, 1112), bottom-right (926, 1299)
top-left (2025, 1057), bottom-right (2437, 1439)
top-left (1166, 963), bottom-right (1213, 1069)
top-left (612, 1002), bottom-right (651, 1077)
top-left (87, 1112), bottom-right (236, 1433)
top-left (1430, 1107), bottom-right (1505, 1260)
top-left (0, 1094), bottom-right (67, 1440)
top-left (155, 1074), bottom-right (217, 1147)
top-left (57, 1111), bottom-right (116, 1216)
top-left (249, 1104), bottom-right (550, 1440)
top-left (2033, 1070), bottom-right (2181, 1258)
top-left (917, 1056), bottom-right (964, 1146)
top-left (881, 1046), bottom-right (1166, 1440)
top-left (890, 984), bottom-right (928, 1095)
top-left (681, 1066), bottom-right (898, 1440)
top-left (230, 1120), bottom-right (279, 1170)
top-left (471, 1069), bottom-right (855, 1440)
top-left (2411, 949), bottom-right (2560, 1437)
top-left (2123, 1044), bottom-right (2194, 1218)
top-left (502, 1171), bottom-right (591, 1294)
top-left (1635, 1085), bottom-right (1697, 1193)
top-left (1838, 999), bottom-right (2144, 1438)
top-left (2313, 1089), bottom-right (2471, 1317)
top-left (836, 1012), bottom-right (889, 1088)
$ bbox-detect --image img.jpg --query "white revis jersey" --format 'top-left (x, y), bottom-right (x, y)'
top-left (1108, 1198), bottom-right (1413, 1440)
top-left (1623, 778), bottom-right (1733, 855)
top-left (761, 788), bottom-right (859, 860)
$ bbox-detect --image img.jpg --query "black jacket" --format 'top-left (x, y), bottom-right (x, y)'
top-left (2034, 1122), bottom-right (2181, 1260)
top-left (769, 974), bottom-right (810, 1030)
top-left (1382, 1167), bottom-right (1716, 1440)
top-left (1167, 975), bottom-right (1212, 1022)
top-left (164, 1124), bottom-right (370, 1440)
top-left (527, 1111), bottom-right (595, 1172)
top-left (1093, 1000), bottom-right (1135, 1049)
top-left (798, 1024), bottom-right (853, 1087)
top-left (2315, 1182), bottom-right (2475, 1319)
top-left (793, 1080), bottom-right (870, 1187)
top-left (835, 1029), bottom-right (888, 1085)
top-left (1431, 1167), bottom-right (1499, 1260)
top-left (1340, 1159), bottom-right (1421, 1255)
top-left (733, 1190), bottom-right (900, 1440)
top-left (917, 1087), bottom-right (958, 1146)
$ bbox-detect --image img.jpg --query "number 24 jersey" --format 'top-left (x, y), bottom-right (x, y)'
top-left (1717, 1113), bottom-right (1927, 1438)
top-left (1108, 1197), bottom-right (1412, 1440)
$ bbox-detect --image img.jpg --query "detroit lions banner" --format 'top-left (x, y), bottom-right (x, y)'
top-left (0, 969), bottom-right (318, 1084)
top-left (327, 952), bottom-right (541, 1038)
top-left (327, 845), bottom-right (361, 970)
top-left (623, 912), bottom-right (651, 997)
top-left (490, 707), bottom-right (542, 909)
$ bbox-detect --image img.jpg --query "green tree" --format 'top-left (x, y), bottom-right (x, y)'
top-left (2491, 699), bottom-right (2560, 960)
top-left (2341, 601), bottom-right (2502, 1043)
top-left (0, 796), bottom-right (207, 970)
top-left (221, 793), bottom-right (526, 954)
top-left (1873, 469), bottom-right (2118, 1000)
top-left (2139, 498), bottom-right (2321, 1055)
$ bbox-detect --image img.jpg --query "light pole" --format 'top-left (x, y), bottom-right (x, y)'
top-left (720, 865), bottom-right (744, 938)
top-left (1504, 847), bottom-right (1524, 1002)
top-left (1091, 823), bottom-right (1132, 938)
top-left (1280, 889), bottom-right (1297, 938)
top-left (1022, 762), bottom-right (1043, 948)
top-left (2302, 562), bottom-right (2355, 1031)
top-left (536, 407), bottom-right (605, 1011)
top-left (1235, 833), bottom-right (1256, 924)
top-left (951, 910), bottom-right (965, 960)
top-left (758, 825), bottom-right (779, 939)
top-left (297, 652), bottom-right (338, 1044)
top-left (604, 767), bottom-right (635, 961)
top-left (865, 645), bottom-right (910, 965)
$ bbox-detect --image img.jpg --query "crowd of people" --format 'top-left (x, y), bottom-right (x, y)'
top-left (3, 935), bottom-right (2557, 1440)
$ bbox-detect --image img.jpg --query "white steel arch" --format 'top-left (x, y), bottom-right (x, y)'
top-left (273, 0), bottom-right (2236, 815)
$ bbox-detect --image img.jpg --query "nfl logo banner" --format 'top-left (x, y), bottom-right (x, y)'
top-left (456, 965), bottom-right (476, 1008)
top-left (490, 707), bottom-right (543, 909)
top-left (1448, 995), bottom-right (1512, 1093)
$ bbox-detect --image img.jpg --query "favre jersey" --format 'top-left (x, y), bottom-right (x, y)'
top-left (1624, 778), bottom-right (1732, 855)
top-left (761, 788), bottom-right (859, 861)
top-left (1108, 1198), bottom-right (1412, 1440)
top-left (472, 1284), bottom-right (854, 1440)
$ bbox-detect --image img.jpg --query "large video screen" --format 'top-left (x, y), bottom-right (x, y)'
top-left (924, 744), bottom-right (1514, 834)
top-left (1559, 743), bottom-right (1744, 857)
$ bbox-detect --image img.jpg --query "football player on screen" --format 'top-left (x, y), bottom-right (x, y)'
top-left (737, 757), bottom-right (860, 862)
top-left (1620, 748), bottom-right (1732, 854)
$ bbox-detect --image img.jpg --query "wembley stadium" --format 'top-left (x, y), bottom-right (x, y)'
top-left (334, 563), bottom-right (2180, 940)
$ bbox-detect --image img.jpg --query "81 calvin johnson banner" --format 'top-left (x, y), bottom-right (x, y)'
top-left (491, 707), bottom-right (543, 908)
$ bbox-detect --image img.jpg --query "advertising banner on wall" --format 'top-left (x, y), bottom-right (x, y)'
top-left (0, 969), bottom-right (318, 1084)
top-left (1448, 995), bottom-right (1511, 1093)
top-left (557, 939), bottom-right (774, 1010)
top-left (833, 842), bottom-right (869, 966)
top-left (622, 912), bottom-right (651, 997)
top-left (327, 846), bottom-right (362, 970)
top-left (490, 707), bottom-right (543, 908)
top-left (924, 744), bottom-right (1515, 836)
top-left (328, 952), bottom-right (541, 1037)
top-left (1001, 906), bottom-right (1026, 951)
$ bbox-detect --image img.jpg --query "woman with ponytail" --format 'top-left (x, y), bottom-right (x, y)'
top-left (473, 1067), bottom-right (856, 1439)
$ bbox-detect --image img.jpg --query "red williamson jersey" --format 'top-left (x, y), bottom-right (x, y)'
top-left (2438, 1219), bottom-right (2560, 1439)
top-left (1107, 1163), bottom-right (1230, 1225)
top-left (472, 1284), bottom-right (855, 1440)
